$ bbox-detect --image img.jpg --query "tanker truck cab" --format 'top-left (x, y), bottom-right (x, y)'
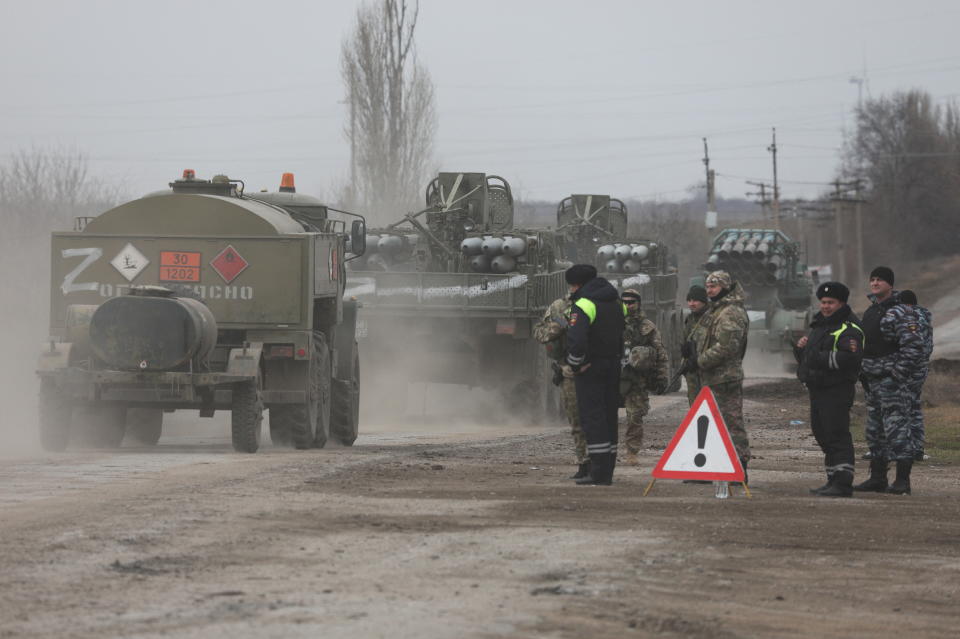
top-left (37, 171), bottom-right (365, 453)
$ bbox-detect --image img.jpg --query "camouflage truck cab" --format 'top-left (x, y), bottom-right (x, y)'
top-left (37, 171), bottom-right (366, 453)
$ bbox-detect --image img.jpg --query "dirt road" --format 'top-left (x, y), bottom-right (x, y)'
top-left (1, 380), bottom-right (959, 638)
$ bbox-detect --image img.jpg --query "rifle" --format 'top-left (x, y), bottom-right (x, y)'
top-left (664, 359), bottom-right (690, 394)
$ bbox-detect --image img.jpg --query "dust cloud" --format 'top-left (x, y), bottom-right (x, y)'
top-left (0, 233), bottom-right (48, 457)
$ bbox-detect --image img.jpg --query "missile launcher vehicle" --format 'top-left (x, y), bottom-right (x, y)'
top-left (346, 172), bottom-right (568, 415)
top-left (699, 228), bottom-right (814, 366)
top-left (37, 171), bottom-right (367, 453)
top-left (556, 194), bottom-right (683, 389)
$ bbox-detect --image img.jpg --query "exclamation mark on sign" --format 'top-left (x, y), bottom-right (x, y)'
top-left (694, 415), bottom-right (708, 467)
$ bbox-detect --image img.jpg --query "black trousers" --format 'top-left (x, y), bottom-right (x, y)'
top-left (809, 382), bottom-right (856, 475)
top-left (574, 357), bottom-right (621, 455)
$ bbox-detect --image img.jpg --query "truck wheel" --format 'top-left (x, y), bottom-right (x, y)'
top-left (330, 348), bottom-right (360, 446)
top-left (126, 408), bottom-right (163, 446)
top-left (312, 335), bottom-right (332, 449)
top-left (39, 379), bottom-right (71, 452)
top-left (231, 376), bottom-right (263, 453)
top-left (73, 405), bottom-right (127, 448)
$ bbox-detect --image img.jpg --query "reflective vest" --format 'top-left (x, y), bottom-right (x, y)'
top-left (829, 322), bottom-right (864, 351)
top-left (574, 298), bottom-right (629, 324)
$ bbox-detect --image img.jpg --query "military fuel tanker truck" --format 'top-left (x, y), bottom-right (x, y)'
top-left (37, 171), bottom-right (366, 453)
top-left (700, 228), bottom-right (814, 366)
top-left (345, 172), bottom-right (568, 415)
top-left (556, 194), bottom-right (683, 388)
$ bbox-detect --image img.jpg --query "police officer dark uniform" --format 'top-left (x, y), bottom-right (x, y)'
top-left (564, 264), bottom-right (626, 486)
top-left (793, 282), bottom-right (864, 497)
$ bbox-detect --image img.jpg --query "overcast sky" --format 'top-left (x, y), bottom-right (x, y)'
top-left (1, 0), bottom-right (957, 208)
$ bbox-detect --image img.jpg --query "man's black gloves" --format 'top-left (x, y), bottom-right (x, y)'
top-left (680, 340), bottom-right (694, 359)
top-left (685, 348), bottom-right (699, 372)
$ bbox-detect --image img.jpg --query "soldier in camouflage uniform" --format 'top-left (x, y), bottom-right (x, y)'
top-left (619, 289), bottom-right (669, 465)
top-left (896, 289), bottom-right (933, 462)
top-left (688, 271), bottom-right (751, 470)
top-left (855, 267), bottom-right (925, 495)
top-left (533, 296), bottom-right (589, 478)
top-left (681, 285), bottom-right (710, 406)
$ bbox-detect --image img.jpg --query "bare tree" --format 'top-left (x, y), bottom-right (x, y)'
top-left (840, 90), bottom-right (960, 259)
top-left (340, 0), bottom-right (436, 224)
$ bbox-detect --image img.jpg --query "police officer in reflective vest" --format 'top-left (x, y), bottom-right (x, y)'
top-left (564, 264), bottom-right (626, 486)
top-left (794, 282), bottom-right (864, 497)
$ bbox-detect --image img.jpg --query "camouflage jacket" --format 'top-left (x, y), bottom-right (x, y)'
top-left (533, 297), bottom-right (573, 362)
top-left (682, 309), bottom-right (709, 382)
top-left (911, 303), bottom-right (934, 367)
top-left (696, 282), bottom-right (749, 386)
top-left (621, 310), bottom-right (669, 393)
top-left (860, 293), bottom-right (926, 381)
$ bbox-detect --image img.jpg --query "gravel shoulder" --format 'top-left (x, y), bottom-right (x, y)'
top-left (1, 380), bottom-right (959, 638)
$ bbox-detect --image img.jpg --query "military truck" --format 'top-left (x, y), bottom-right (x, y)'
top-left (37, 171), bottom-right (366, 453)
top-left (699, 228), bottom-right (814, 366)
top-left (346, 172), bottom-right (566, 416)
top-left (556, 194), bottom-right (683, 387)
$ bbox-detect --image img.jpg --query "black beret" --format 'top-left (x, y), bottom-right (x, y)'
top-left (565, 264), bottom-right (597, 286)
top-left (686, 285), bottom-right (708, 303)
top-left (816, 281), bottom-right (850, 303)
top-left (900, 289), bottom-right (918, 305)
top-left (870, 266), bottom-right (894, 286)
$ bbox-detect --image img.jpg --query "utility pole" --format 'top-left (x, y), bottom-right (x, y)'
top-left (703, 138), bottom-right (717, 212)
top-left (767, 127), bottom-right (780, 230)
top-left (832, 180), bottom-right (845, 283)
top-left (854, 179), bottom-right (865, 287)
top-left (746, 181), bottom-right (772, 221)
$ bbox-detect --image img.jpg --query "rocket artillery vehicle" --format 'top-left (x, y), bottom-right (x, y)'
top-left (556, 194), bottom-right (683, 388)
top-left (37, 171), bottom-right (366, 453)
top-left (700, 228), bottom-right (814, 366)
top-left (346, 172), bottom-right (567, 415)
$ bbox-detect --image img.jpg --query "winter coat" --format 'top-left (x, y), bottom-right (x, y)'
top-left (695, 282), bottom-right (749, 386)
top-left (794, 304), bottom-right (864, 388)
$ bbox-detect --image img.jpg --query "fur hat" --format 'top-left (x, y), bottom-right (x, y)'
top-left (870, 266), bottom-right (894, 286)
top-left (565, 264), bottom-right (597, 286)
top-left (900, 289), bottom-right (918, 305)
top-left (686, 285), bottom-right (708, 304)
top-left (816, 281), bottom-right (850, 303)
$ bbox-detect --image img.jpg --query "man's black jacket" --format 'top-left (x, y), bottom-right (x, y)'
top-left (566, 277), bottom-right (625, 368)
top-left (793, 304), bottom-right (864, 388)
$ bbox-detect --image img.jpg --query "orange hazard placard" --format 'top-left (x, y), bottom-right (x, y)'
top-left (651, 386), bottom-right (745, 482)
top-left (159, 251), bottom-right (201, 282)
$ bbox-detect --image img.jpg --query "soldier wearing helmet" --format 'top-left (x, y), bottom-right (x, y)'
top-left (619, 288), bottom-right (669, 465)
top-left (688, 270), bottom-right (751, 477)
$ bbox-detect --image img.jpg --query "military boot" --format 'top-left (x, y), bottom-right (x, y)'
top-left (818, 471), bottom-right (853, 498)
top-left (853, 457), bottom-right (888, 492)
top-left (570, 460), bottom-right (591, 480)
top-left (886, 460), bottom-right (912, 495)
top-left (575, 453), bottom-right (612, 486)
top-left (809, 473), bottom-right (834, 495)
top-left (740, 458), bottom-right (749, 486)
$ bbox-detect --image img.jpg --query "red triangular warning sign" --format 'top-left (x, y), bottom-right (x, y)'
top-left (652, 386), bottom-right (745, 481)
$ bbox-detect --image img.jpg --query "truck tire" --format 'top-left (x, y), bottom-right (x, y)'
top-left (312, 334), bottom-right (332, 449)
top-left (231, 376), bottom-right (263, 453)
top-left (270, 332), bottom-right (330, 449)
top-left (126, 408), bottom-right (163, 446)
top-left (39, 379), bottom-right (71, 452)
top-left (73, 405), bottom-right (126, 448)
top-left (330, 348), bottom-right (360, 446)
